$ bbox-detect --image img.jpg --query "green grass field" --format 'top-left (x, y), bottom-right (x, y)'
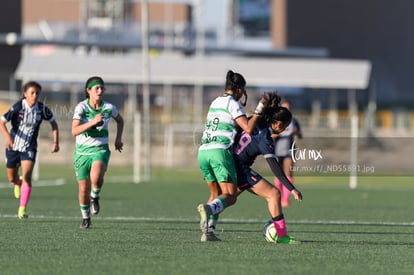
top-left (1, 165), bottom-right (413, 275)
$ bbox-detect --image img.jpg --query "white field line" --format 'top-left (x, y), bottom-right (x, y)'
top-left (0, 214), bottom-right (413, 226)
top-left (1, 179), bottom-right (413, 226)
top-left (0, 178), bottom-right (66, 188)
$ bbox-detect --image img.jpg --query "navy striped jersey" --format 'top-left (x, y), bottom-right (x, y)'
top-left (1, 99), bottom-right (55, 152)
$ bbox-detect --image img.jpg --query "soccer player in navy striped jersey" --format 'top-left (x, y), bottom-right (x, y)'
top-left (0, 81), bottom-right (59, 219)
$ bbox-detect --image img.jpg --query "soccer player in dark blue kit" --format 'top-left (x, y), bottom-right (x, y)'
top-left (273, 100), bottom-right (303, 207)
top-left (206, 92), bottom-right (303, 243)
top-left (0, 81), bottom-right (59, 219)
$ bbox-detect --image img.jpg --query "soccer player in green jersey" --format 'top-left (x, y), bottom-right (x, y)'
top-left (197, 70), bottom-right (268, 241)
top-left (72, 76), bottom-right (124, 229)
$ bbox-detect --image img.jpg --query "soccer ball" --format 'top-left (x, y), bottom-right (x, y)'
top-left (262, 220), bottom-right (277, 243)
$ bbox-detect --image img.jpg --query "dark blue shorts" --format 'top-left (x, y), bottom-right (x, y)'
top-left (5, 149), bottom-right (37, 168)
top-left (236, 169), bottom-right (263, 190)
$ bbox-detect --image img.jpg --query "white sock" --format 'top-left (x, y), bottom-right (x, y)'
top-left (208, 198), bottom-right (224, 215)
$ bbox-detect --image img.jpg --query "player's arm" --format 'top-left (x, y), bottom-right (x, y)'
top-left (49, 119), bottom-right (59, 153)
top-left (265, 157), bottom-right (303, 201)
top-left (71, 114), bottom-right (103, 136)
top-left (235, 114), bottom-right (260, 135)
top-left (235, 94), bottom-right (269, 134)
top-left (113, 114), bottom-right (124, 152)
top-left (0, 118), bottom-right (13, 149)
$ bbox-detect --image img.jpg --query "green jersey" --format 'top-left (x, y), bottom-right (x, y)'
top-left (199, 94), bottom-right (246, 151)
top-left (72, 99), bottom-right (119, 154)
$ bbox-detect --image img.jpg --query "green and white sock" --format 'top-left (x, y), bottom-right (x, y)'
top-left (80, 204), bottom-right (90, 219)
top-left (208, 197), bottom-right (226, 215)
top-left (208, 214), bottom-right (219, 233)
top-left (90, 188), bottom-right (101, 199)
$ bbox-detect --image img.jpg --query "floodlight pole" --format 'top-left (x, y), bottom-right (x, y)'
top-left (134, 112), bottom-right (141, 183)
top-left (349, 89), bottom-right (358, 189)
top-left (141, 0), bottom-right (151, 182)
top-left (193, 0), bottom-right (204, 125)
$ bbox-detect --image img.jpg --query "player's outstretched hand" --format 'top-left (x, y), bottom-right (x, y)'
top-left (51, 143), bottom-right (59, 153)
top-left (292, 189), bottom-right (303, 202)
top-left (115, 140), bottom-right (123, 152)
top-left (255, 92), bottom-right (282, 116)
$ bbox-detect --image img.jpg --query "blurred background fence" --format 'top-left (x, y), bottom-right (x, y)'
top-left (2, 88), bottom-right (413, 178)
